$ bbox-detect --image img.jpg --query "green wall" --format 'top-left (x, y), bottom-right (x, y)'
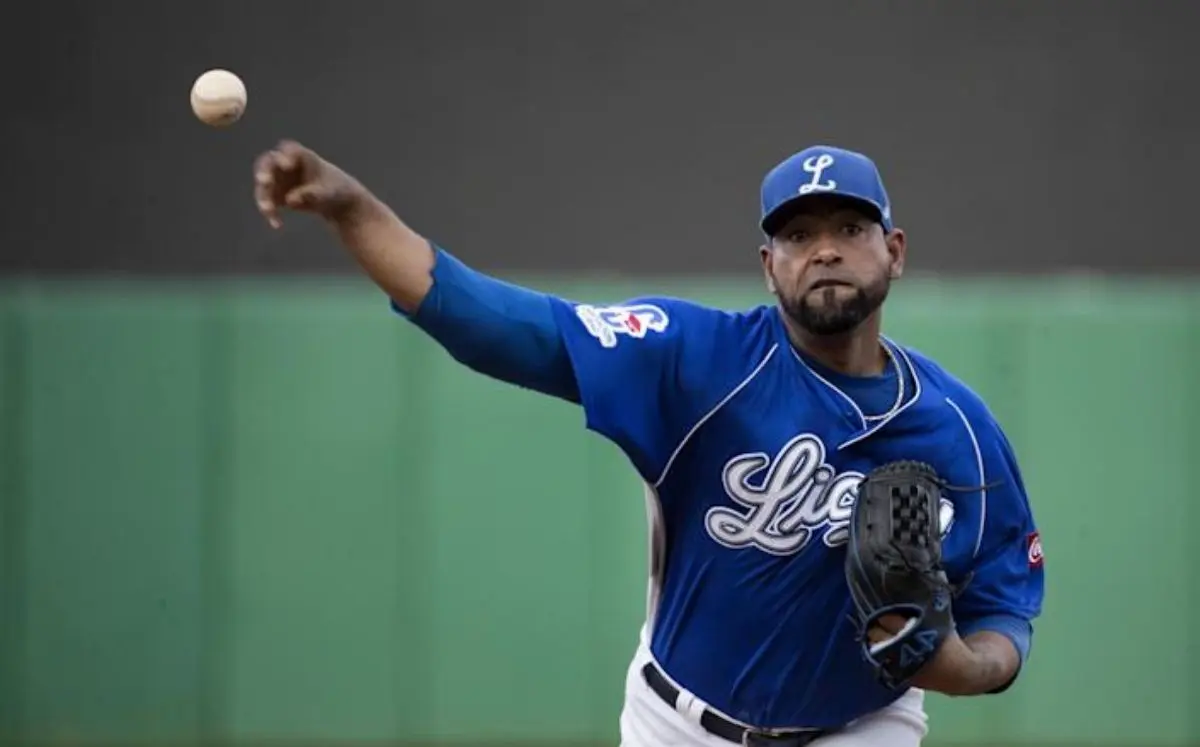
top-left (1, 275), bottom-right (1197, 747)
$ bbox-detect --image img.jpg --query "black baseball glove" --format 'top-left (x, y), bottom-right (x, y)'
top-left (845, 460), bottom-right (957, 690)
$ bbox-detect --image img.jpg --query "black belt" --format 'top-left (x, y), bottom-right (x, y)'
top-left (640, 662), bottom-right (831, 746)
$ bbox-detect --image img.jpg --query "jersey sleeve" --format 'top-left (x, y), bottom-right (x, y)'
top-left (396, 246), bottom-right (580, 403)
top-left (547, 296), bottom-right (715, 484)
top-left (952, 414), bottom-right (1045, 627)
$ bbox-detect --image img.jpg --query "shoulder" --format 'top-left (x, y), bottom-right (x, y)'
top-left (898, 343), bottom-right (1003, 432)
top-left (894, 342), bottom-right (1023, 480)
top-left (545, 296), bottom-right (781, 481)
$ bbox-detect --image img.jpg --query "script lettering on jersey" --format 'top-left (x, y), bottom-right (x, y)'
top-left (574, 303), bottom-right (669, 349)
top-left (706, 434), bottom-right (958, 557)
top-left (705, 433), bottom-right (863, 556)
top-left (798, 153), bottom-right (837, 195)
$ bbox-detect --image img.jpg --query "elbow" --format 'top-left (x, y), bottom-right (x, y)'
top-left (443, 343), bottom-right (503, 378)
top-left (396, 250), bottom-right (579, 400)
top-left (443, 333), bottom-right (578, 402)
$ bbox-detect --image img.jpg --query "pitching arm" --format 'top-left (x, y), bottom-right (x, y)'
top-left (331, 188), bottom-right (580, 401)
top-left (251, 141), bottom-right (579, 402)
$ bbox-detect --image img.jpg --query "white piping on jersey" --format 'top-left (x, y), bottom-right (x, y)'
top-left (788, 336), bottom-right (922, 450)
top-left (788, 346), bottom-right (867, 426)
top-left (944, 396), bottom-right (987, 560)
top-left (864, 343), bottom-right (904, 421)
top-left (651, 343), bottom-right (780, 489)
top-left (640, 346), bottom-right (781, 636)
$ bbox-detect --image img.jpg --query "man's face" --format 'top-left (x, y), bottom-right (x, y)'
top-left (761, 196), bottom-right (906, 336)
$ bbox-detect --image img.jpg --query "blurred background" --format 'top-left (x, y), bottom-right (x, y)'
top-left (1, 1), bottom-right (1198, 746)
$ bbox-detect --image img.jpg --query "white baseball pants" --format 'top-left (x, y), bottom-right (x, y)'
top-left (618, 635), bottom-right (929, 747)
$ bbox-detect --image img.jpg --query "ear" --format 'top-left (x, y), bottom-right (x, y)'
top-left (759, 243), bottom-right (777, 294)
top-left (884, 228), bottom-right (907, 279)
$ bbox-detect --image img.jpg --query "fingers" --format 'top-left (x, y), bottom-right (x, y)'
top-left (275, 139), bottom-right (306, 160)
top-left (866, 613), bottom-right (910, 645)
top-left (284, 183), bottom-right (323, 210)
top-left (875, 613), bottom-right (908, 634)
top-left (253, 152), bottom-right (283, 228)
top-left (252, 140), bottom-right (312, 229)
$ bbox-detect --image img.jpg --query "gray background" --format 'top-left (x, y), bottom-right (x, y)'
top-left (3, 0), bottom-right (1197, 276)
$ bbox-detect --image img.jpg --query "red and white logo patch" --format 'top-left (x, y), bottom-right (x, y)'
top-left (1026, 531), bottom-right (1044, 569)
top-left (575, 303), bottom-right (670, 349)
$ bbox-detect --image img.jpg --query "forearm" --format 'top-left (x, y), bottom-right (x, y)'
top-left (314, 180), bottom-right (578, 401)
top-left (330, 191), bottom-right (435, 314)
top-left (917, 630), bottom-right (1021, 696)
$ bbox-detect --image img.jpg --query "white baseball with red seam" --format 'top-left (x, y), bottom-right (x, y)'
top-left (190, 69), bottom-right (247, 127)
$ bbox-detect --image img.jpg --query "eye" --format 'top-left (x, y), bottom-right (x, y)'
top-left (841, 222), bottom-right (864, 237)
top-left (787, 229), bottom-right (810, 243)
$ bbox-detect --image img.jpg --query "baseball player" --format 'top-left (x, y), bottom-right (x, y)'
top-left (253, 140), bottom-right (1044, 747)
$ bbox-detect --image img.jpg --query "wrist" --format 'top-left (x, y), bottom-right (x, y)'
top-left (323, 180), bottom-right (379, 225)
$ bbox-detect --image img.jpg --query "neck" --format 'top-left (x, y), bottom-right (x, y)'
top-left (782, 311), bottom-right (887, 376)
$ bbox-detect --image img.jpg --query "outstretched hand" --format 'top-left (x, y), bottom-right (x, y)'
top-left (253, 140), bottom-right (364, 228)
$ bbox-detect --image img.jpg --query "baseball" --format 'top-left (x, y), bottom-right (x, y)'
top-left (190, 69), bottom-right (247, 127)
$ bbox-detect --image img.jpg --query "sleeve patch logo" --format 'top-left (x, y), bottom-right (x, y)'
top-left (1027, 531), bottom-right (1044, 569)
top-left (574, 303), bottom-right (669, 349)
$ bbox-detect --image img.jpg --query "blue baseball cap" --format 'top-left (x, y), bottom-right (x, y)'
top-left (759, 145), bottom-right (893, 237)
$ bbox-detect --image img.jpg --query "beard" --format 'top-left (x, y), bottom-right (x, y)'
top-left (779, 275), bottom-right (890, 336)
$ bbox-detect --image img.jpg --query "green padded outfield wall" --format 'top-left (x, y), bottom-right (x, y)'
top-left (0, 275), bottom-right (1197, 747)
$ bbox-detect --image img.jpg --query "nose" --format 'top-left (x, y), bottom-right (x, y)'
top-left (810, 238), bottom-right (843, 266)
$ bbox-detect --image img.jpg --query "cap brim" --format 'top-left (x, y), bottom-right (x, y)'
top-left (760, 192), bottom-right (885, 237)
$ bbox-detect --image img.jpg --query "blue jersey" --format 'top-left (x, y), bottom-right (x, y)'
top-left (547, 295), bottom-right (1044, 729)
top-left (399, 248), bottom-right (1045, 731)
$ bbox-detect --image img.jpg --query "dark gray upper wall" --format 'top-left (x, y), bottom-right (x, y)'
top-left (3, 1), bottom-right (1197, 277)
